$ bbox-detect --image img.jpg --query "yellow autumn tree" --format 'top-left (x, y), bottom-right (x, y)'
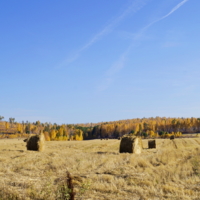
top-left (5, 122), bottom-right (9, 131)
top-left (49, 129), bottom-right (57, 140)
top-left (149, 130), bottom-right (156, 137)
top-left (63, 128), bottom-right (68, 140)
top-left (74, 129), bottom-right (83, 141)
top-left (44, 131), bottom-right (51, 141)
top-left (17, 123), bottom-right (22, 133)
top-left (56, 127), bottom-right (64, 140)
top-left (58, 128), bottom-right (64, 137)
top-left (134, 123), bottom-right (140, 135)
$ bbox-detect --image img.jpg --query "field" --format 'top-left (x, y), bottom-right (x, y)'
top-left (0, 138), bottom-right (200, 200)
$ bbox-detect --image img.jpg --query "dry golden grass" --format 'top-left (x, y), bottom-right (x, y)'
top-left (0, 138), bottom-right (200, 199)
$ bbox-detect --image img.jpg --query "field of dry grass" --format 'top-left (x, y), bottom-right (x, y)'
top-left (0, 137), bottom-right (200, 200)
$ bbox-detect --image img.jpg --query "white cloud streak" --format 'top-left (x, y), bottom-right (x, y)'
top-left (79, 0), bottom-right (146, 52)
top-left (97, 45), bottom-right (133, 91)
top-left (142, 0), bottom-right (189, 32)
top-left (99, 0), bottom-right (190, 91)
top-left (161, 0), bottom-right (189, 20)
top-left (58, 0), bottom-right (147, 68)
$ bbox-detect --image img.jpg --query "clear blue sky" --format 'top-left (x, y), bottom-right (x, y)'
top-left (0, 0), bottom-right (199, 124)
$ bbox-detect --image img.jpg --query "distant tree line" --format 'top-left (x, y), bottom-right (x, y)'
top-left (0, 116), bottom-right (200, 140)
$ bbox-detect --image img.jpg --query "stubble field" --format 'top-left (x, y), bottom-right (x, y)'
top-left (0, 137), bottom-right (200, 200)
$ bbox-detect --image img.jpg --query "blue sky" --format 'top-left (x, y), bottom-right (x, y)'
top-left (0, 0), bottom-right (199, 124)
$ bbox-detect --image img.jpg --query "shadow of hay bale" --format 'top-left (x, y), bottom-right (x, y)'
top-left (96, 151), bottom-right (119, 155)
top-left (170, 135), bottom-right (175, 140)
top-left (148, 140), bottom-right (156, 149)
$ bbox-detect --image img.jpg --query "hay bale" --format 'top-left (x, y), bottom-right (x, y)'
top-left (148, 140), bottom-right (156, 149)
top-left (170, 135), bottom-right (175, 140)
top-left (119, 136), bottom-right (142, 154)
top-left (26, 133), bottom-right (45, 151)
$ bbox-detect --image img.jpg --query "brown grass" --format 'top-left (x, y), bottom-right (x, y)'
top-left (0, 138), bottom-right (200, 199)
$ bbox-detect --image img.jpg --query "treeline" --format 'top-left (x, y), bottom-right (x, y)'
top-left (0, 116), bottom-right (200, 140)
top-left (77, 117), bottom-right (200, 139)
top-left (0, 120), bottom-right (83, 141)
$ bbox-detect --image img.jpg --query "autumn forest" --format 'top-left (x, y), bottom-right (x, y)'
top-left (0, 116), bottom-right (200, 141)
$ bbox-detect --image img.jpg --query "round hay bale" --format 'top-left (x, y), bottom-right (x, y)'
top-left (26, 133), bottom-right (45, 151)
top-left (170, 135), bottom-right (175, 140)
top-left (148, 140), bottom-right (156, 149)
top-left (119, 136), bottom-right (142, 154)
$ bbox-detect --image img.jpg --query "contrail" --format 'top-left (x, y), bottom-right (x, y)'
top-left (142, 0), bottom-right (189, 31)
top-left (161, 0), bottom-right (189, 20)
top-left (58, 0), bottom-right (147, 68)
top-left (79, 0), bottom-right (146, 52)
top-left (99, 0), bottom-right (190, 91)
